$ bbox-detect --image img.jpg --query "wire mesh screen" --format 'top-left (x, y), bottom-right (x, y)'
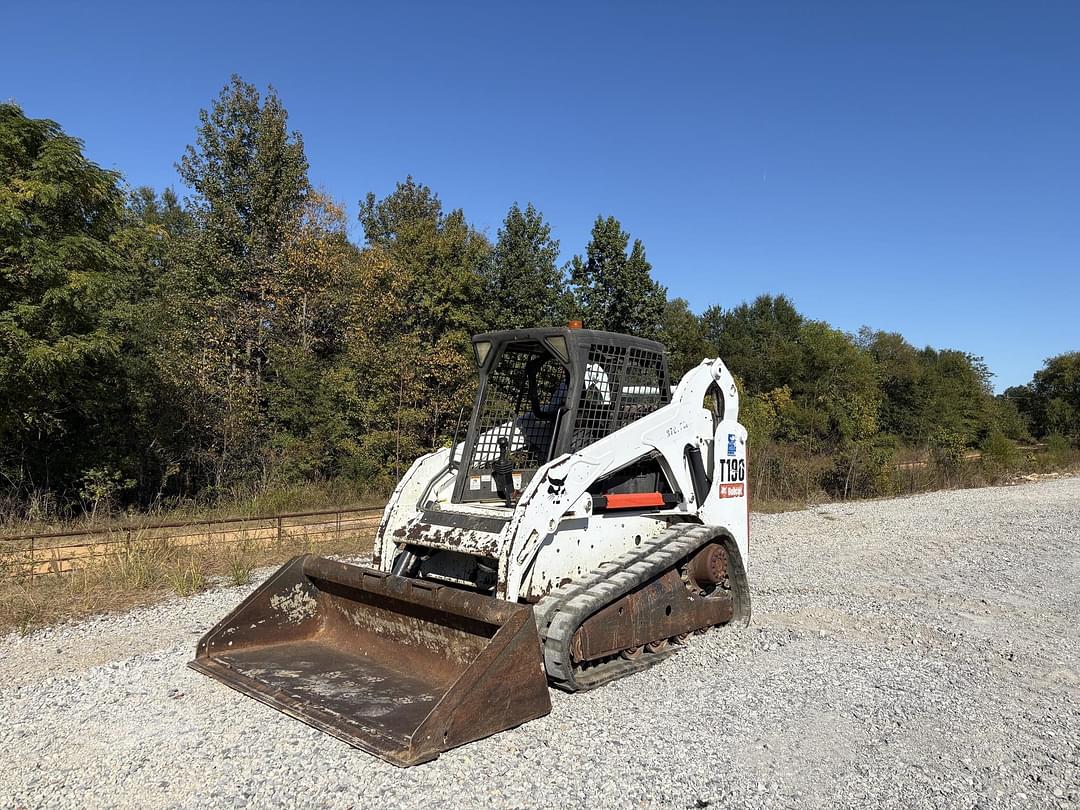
top-left (470, 344), bottom-right (569, 473)
top-left (571, 343), bottom-right (669, 451)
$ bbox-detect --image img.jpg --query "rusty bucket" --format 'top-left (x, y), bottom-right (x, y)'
top-left (189, 555), bottom-right (551, 766)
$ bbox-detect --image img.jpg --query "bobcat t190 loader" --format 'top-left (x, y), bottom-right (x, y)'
top-left (190, 327), bottom-right (751, 766)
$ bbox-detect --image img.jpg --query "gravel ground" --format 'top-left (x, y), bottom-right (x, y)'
top-left (3, 477), bottom-right (1079, 809)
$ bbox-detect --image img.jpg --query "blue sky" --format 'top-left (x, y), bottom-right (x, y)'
top-left (5, 1), bottom-right (1077, 390)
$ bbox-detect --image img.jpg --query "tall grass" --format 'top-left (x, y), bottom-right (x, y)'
top-left (749, 440), bottom-right (1078, 512)
top-left (0, 531), bottom-right (373, 635)
top-left (0, 478), bottom-right (386, 536)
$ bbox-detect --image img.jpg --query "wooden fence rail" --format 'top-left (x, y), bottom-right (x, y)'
top-left (0, 505), bottom-right (385, 580)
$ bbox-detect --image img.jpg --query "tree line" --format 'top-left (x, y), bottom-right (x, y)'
top-left (1, 77), bottom-right (1075, 518)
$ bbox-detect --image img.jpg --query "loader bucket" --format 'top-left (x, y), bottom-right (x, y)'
top-left (189, 555), bottom-right (551, 766)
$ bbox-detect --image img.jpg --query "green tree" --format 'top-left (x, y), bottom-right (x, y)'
top-left (174, 76), bottom-right (312, 490)
top-left (701, 294), bottom-right (804, 394)
top-left (354, 178), bottom-right (492, 473)
top-left (1019, 352), bottom-right (1080, 442)
top-left (0, 103), bottom-right (132, 497)
top-left (983, 394), bottom-right (1028, 442)
top-left (177, 74), bottom-right (309, 383)
top-left (860, 328), bottom-right (925, 440)
top-left (916, 348), bottom-right (993, 446)
top-left (266, 192), bottom-right (365, 482)
top-left (117, 186), bottom-right (202, 501)
top-left (1003, 383), bottom-right (1036, 434)
top-left (485, 202), bottom-right (567, 328)
top-left (127, 186), bottom-right (192, 239)
top-left (358, 176), bottom-right (489, 342)
top-left (797, 322), bottom-right (883, 497)
top-left (659, 298), bottom-right (713, 380)
top-left (569, 215), bottom-right (666, 338)
top-left (797, 322), bottom-right (881, 446)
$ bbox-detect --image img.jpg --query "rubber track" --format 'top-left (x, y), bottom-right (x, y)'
top-left (534, 523), bottom-right (751, 692)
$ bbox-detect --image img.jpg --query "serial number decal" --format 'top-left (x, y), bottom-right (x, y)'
top-left (665, 420), bottom-right (689, 438)
top-left (716, 458), bottom-right (745, 483)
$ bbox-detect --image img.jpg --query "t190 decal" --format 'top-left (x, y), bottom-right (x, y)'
top-left (716, 458), bottom-right (745, 483)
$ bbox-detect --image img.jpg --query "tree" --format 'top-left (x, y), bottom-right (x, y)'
top-left (569, 215), bottom-right (666, 338)
top-left (485, 202), bottom-right (568, 328)
top-left (0, 103), bottom-right (132, 497)
top-left (177, 74), bottom-right (309, 383)
top-left (173, 76), bottom-right (312, 490)
top-left (355, 178), bottom-right (492, 473)
top-left (797, 323), bottom-right (883, 498)
top-left (701, 295), bottom-right (804, 394)
top-left (127, 186), bottom-right (192, 240)
top-left (358, 176), bottom-right (489, 342)
top-left (916, 348), bottom-right (994, 446)
top-left (797, 322), bottom-right (881, 447)
top-left (117, 186), bottom-right (202, 501)
top-left (860, 328), bottom-right (925, 440)
top-left (659, 298), bottom-right (713, 379)
top-left (266, 192), bottom-right (365, 481)
top-left (1015, 352), bottom-right (1080, 442)
top-left (984, 395), bottom-right (1028, 442)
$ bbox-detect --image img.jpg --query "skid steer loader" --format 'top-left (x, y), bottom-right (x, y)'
top-left (190, 327), bottom-right (751, 766)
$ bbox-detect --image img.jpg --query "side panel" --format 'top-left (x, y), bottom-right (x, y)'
top-left (522, 513), bottom-right (671, 600)
top-left (696, 360), bottom-right (749, 568)
top-left (697, 416), bottom-right (750, 569)
top-left (375, 448), bottom-right (451, 570)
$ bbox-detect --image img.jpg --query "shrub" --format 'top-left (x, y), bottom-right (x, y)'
top-left (1045, 434), bottom-right (1072, 467)
top-left (980, 431), bottom-right (1020, 473)
top-left (165, 557), bottom-right (206, 596)
top-left (931, 430), bottom-right (967, 469)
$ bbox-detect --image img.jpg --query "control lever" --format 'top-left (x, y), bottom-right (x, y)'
top-left (492, 437), bottom-right (515, 507)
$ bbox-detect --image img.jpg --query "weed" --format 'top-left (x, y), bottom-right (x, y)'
top-left (166, 557), bottom-right (206, 596)
top-left (227, 544), bottom-right (254, 586)
top-left (107, 538), bottom-right (169, 590)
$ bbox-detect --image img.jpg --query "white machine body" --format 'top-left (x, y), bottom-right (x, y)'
top-left (374, 334), bottom-right (748, 604)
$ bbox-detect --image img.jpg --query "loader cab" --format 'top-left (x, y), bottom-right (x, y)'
top-left (453, 327), bottom-right (670, 504)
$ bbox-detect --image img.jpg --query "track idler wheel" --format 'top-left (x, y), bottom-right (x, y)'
top-left (685, 542), bottom-right (729, 594)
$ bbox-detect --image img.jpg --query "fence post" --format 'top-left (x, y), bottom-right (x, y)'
top-left (277, 516), bottom-right (283, 546)
top-left (29, 535), bottom-right (35, 586)
top-left (336, 510), bottom-right (342, 543)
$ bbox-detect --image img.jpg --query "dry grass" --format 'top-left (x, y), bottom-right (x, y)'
top-left (4, 448), bottom-right (1078, 636)
top-left (0, 532), bottom-right (374, 636)
top-left (0, 479), bottom-right (387, 536)
top-left (750, 446), bottom-right (1080, 513)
